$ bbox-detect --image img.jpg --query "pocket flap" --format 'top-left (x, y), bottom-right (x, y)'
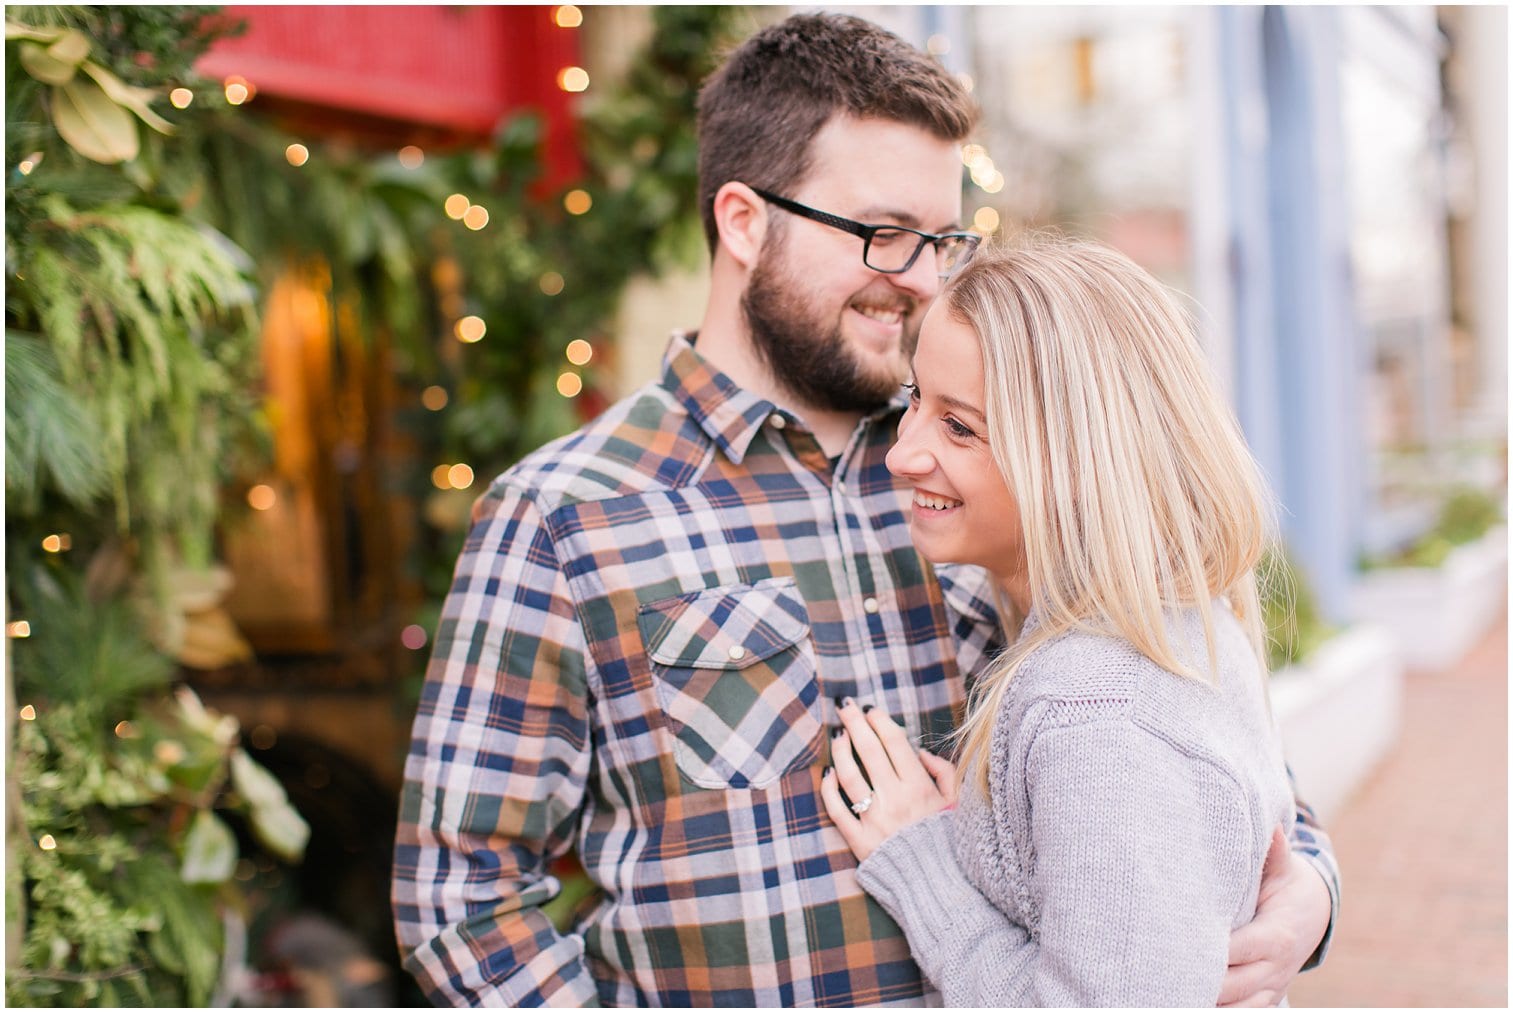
top-left (638, 579), bottom-right (810, 670)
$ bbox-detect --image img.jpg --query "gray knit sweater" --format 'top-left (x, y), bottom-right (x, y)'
top-left (857, 604), bottom-right (1294, 1007)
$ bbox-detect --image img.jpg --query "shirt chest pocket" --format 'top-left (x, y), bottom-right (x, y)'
top-left (638, 578), bottom-right (824, 790)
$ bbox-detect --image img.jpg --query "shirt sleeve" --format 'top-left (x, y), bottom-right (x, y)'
top-left (1286, 766), bottom-right (1342, 970)
top-left (859, 718), bottom-right (1257, 1007)
top-left (392, 481), bottom-right (599, 1007)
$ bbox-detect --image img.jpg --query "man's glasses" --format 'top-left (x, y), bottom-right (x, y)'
top-left (750, 187), bottom-right (981, 280)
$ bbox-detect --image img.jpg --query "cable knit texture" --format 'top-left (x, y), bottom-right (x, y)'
top-left (857, 603), bottom-right (1294, 1007)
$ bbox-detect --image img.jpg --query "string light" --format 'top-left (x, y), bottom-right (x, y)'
top-left (961, 143), bottom-right (986, 167)
top-left (114, 720), bottom-right (138, 739)
top-left (224, 75), bottom-right (254, 105)
top-left (462, 205), bottom-right (490, 230)
top-left (444, 194), bottom-right (470, 220)
top-left (563, 189), bottom-right (592, 215)
top-left (154, 740), bottom-right (187, 766)
top-left (973, 207), bottom-right (1001, 234)
top-left (41, 534), bottom-right (72, 553)
top-left (557, 372), bottom-right (584, 398)
top-left (248, 484), bottom-right (277, 510)
top-left (398, 145), bottom-right (424, 169)
top-left (18, 159), bottom-right (36, 176)
top-left (539, 272), bottom-right (565, 296)
top-left (565, 339), bottom-right (593, 366)
top-left (7, 621), bottom-right (31, 639)
top-left (38, 835), bottom-right (57, 851)
top-left (927, 34), bottom-right (950, 56)
top-left (250, 724), bottom-right (278, 750)
top-left (401, 624), bottom-right (428, 650)
top-left (19, 705), bottom-right (36, 721)
top-left (421, 385), bottom-right (449, 410)
top-left (431, 464), bottom-right (453, 489)
top-left (447, 463), bottom-right (475, 489)
top-left (981, 172), bottom-right (1005, 195)
top-left (557, 67), bottom-right (590, 93)
top-left (554, 5), bottom-right (583, 28)
top-left (285, 144), bottom-right (309, 167)
top-left (454, 316), bottom-right (486, 343)
top-left (957, 73), bottom-right (974, 93)
top-left (170, 88), bottom-right (193, 109)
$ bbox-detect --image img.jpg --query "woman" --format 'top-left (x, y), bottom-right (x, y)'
top-left (818, 236), bottom-right (1295, 1006)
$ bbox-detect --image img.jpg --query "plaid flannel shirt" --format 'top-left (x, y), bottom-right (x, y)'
top-left (393, 333), bottom-right (1340, 1007)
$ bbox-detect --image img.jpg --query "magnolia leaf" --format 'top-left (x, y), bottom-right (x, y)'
top-left (51, 78), bottom-right (139, 164)
top-left (46, 27), bottom-right (90, 65)
top-left (229, 748), bottom-right (285, 809)
top-left (5, 20), bottom-right (60, 42)
top-left (18, 40), bottom-right (78, 86)
top-left (82, 60), bottom-right (175, 135)
top-left (248, 798), bottom-right (310, 863)
top-left (180, 809), bottom-right (236, 884)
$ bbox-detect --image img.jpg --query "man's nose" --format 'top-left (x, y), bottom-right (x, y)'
top-left (889, 245), bottom-right (943, 303)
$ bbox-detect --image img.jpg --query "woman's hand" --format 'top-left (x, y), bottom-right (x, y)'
top-left (819, 698), bottom-right (958, 862)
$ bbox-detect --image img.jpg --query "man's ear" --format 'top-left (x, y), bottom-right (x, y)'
top-left (711, 181), bottom-right (768, 270)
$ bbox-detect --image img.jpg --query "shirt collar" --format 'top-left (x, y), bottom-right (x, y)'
top-left (659, 332), bottom-right (908, 466)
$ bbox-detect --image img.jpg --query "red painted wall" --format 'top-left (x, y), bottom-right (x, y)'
top-left (198, 5), bottom-right (581, 183)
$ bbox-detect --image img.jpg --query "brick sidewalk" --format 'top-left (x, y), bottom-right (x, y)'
top-left (1288, 606), bottom-right (1508, 1007)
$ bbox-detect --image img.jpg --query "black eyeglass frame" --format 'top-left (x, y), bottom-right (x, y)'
top-left (750, 187), bottom-right (981, 279)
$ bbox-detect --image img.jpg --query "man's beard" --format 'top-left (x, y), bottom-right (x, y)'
top-left (741, 235), bottom-right (917, 414)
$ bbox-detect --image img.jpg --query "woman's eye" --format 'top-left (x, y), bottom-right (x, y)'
top-left (945, 417), bottom-right (976, 440)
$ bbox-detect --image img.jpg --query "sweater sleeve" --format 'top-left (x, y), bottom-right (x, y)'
top-left (857, 812), bottom-right (1032, 995)
top-left (862, 716), bottom-right (1256, 1007)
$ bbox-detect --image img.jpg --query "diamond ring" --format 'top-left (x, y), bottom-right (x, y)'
top-left (850, 794), bottom-right (874, 816)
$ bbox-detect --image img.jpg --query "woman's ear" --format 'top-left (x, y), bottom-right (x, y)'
top-left (711, 181), bottom-right (768, 270)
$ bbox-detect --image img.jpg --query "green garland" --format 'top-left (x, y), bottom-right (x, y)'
top-left (7, 5), bottom-right (749, 1004)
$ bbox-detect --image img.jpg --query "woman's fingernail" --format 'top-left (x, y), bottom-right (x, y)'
top-left (833, 695), bottom-right (848, 710)
top-left (862, 703), bottom-right (875, 715)
top-left (831, 726), bottom-right (845, 739)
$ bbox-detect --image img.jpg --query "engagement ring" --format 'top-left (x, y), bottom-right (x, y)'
top-left (850, 794), bottom-right (874, 816)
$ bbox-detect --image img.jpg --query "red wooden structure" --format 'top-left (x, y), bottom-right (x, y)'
top-left (197, 5), bottom-right (582, 184)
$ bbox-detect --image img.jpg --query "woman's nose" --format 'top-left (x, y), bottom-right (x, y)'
top-left (886, 419), bottom-right (931, 479)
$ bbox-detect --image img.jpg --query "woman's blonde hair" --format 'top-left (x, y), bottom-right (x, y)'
top-left (945, 234), bottom-right (1277, 789)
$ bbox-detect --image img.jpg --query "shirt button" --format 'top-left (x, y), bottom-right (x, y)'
top-left (863, 597), bottom-right (880, 614)
top-left (835, 480), bottom-right (846, 495)
top-left (769, 414), bottom-right (786, 429)
top-left (728, 645), bottom-right (747, 661)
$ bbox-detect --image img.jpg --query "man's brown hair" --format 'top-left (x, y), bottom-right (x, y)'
top-left (695, 13), bottom-right (980, 253)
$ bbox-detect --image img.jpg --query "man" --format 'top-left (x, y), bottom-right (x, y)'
top-left (393, 13), bottom-right (1338, 1007)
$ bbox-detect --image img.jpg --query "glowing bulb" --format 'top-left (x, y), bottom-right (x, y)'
top-left (401, 624), bottom-right (428, 650)
top-left (563, 189), bottom-right (592, 215)
top-left (539, 272), bottom-right (565, 296)
top-left (7, 621), bottom-right (31, 639)
top-left (447, 463), bottom-right (475, 489)
top-left (41, 534), bottom-right (62, 553)
top-left (927, 34), bottom-right (950, 56)
top-left (463, 205), bottom-right (490, 230)
top-left (557, 372), bottom-right (583, 398)
top-left (557, 66), bottom-right (590, 93)
top-left (38, 835), bottom-right (56, 851)
top-left (19, 705), bottom-right (36, 721)
top-left (170, 88), bottom-right (193, 109)
top-left (961, 143), bottom-right (986, 166)
top-left (422, 385), bottom-right (449, 411)
top-left (444, 193), bottom-right (470, 220)
top-left (224, 76), bottom-right (253, 105)
top-left (982, 171), bottom-right (1005, 195)
top-left (973, 206), bottom-right (1001, 234)
top-left (285, 144), bottom-right (309, 167)
top-left (431, 464), bottom-right (452, 489)
top-left (398, 145), bottom-right (424, 169)
top-left (454, 316), bottom-right (486, 343)
top-left (958, 73), bottom-right (974, 93)
top-left (18, 159), bottom-right (35, 176)
top-left (114, 720), bottom-right (137, 739)
top-left (248, 484), bottom-right (277, 510)
top-left (554, 5), bottom-right (583, 28)
top-left (565, 339), bottom-right (593, 366)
